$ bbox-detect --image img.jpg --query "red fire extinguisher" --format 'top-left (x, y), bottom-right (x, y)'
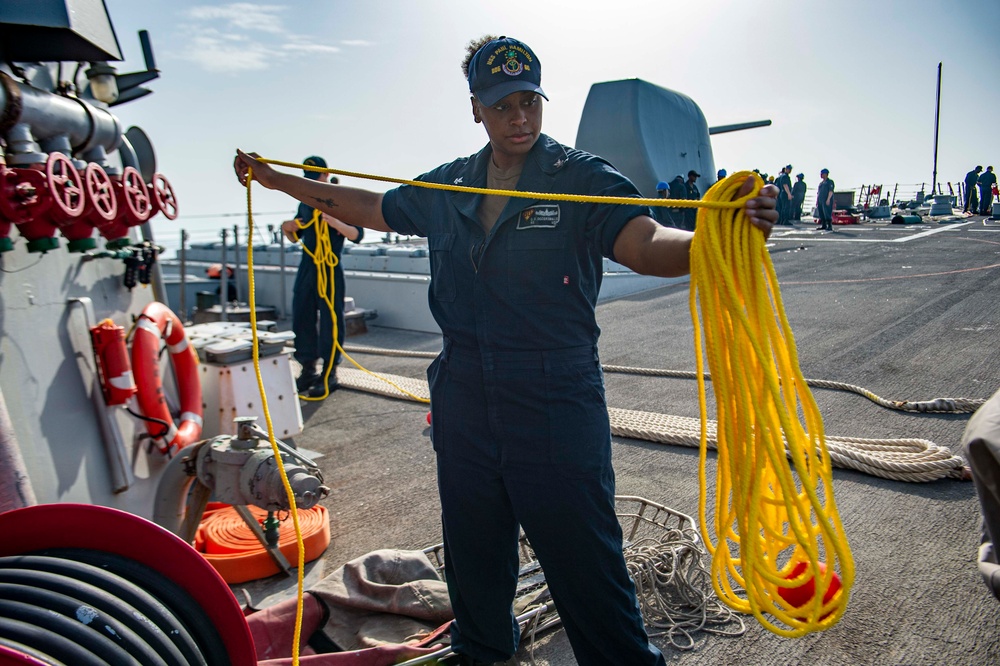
top-left (90, 319), bottom-right (138, 406)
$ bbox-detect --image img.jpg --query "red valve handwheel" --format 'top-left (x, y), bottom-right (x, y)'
top-left (152, 172), bottom-right (179, 220)
top-left (45, 152), bottom-right (85, 218)
top-left (122, 166), bottom-right (151, 222)
top-left (84, 163), bottom-right (118, 222)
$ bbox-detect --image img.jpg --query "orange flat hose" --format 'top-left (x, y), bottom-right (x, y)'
top-left (195, 502), bottom-right (330, 584)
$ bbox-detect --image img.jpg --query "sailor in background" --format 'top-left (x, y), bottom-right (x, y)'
top-left (791, 172), bottom-right (807, 222)
top-left (281, 156), bottom-right (365, 397)
top-left (206, 263), bottom-right (237, 302)
top-left (654, 180), bottom-right (676, 227)
top-left (816, 168), bottom-right (835, 231)
top-left (964, 166), bottom-right (982, 214)
top-left (684, 169), bottom-right (701, 231)
top-left (978, 166), bottom-right (997, 216)
top-left (668, 174), bottom-right (686, 228)
top-left (774, 164), bottom-right (793, 225)
top-left (234, 34), bottom-right (778, 665)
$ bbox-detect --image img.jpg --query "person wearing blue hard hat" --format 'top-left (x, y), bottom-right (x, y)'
top-left (653, 181), bottom-right (673, 226)
top-left (717, 168), bottom-right (727, 181)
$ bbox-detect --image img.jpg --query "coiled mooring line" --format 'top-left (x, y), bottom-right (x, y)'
top-left (690, 172), bottom-right (854, 636)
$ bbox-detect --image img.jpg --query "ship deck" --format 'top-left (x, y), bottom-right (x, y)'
top-left (245, 217), bottom-right (1000, 665)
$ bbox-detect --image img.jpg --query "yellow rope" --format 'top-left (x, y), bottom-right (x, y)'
top-left (258, 157), bottom-right (751, 210)
top-left (690, 171), bottom-right (854, 636)
top-left (246, 168), bottom-right (307, 663)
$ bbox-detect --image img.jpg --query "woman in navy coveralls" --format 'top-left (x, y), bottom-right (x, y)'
top-left (234, 36), bottom-right (777, 666)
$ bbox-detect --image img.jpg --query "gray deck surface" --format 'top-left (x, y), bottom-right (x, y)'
top-left (245, 217), bottom-right (1000, 665)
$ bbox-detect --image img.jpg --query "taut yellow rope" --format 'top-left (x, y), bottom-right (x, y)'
top-left (690, 171), bottom-right (854, 636)
top-left (258, 157), bottom-right (751, 210)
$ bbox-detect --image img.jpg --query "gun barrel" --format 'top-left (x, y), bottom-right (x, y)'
top-left (708, 120), bottom-right (772, 135)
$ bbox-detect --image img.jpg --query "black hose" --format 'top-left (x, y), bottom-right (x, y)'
top-left (126, 405), bottom-right (171, 439)
top-left (0, 617), bottom-right (97, 665)
top-left (45, 548), bottom-right (231, 666)
top-left (0, 555), bottom-right (199, 665)
top-left (0, 598), bottom-right (134, 665)
top-left (0, 581), bottom-right (170, 666)
top-left (0, 549), bottom-right (233, 666)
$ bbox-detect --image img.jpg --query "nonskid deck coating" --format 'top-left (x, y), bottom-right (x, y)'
top-left (242, 217), bottom-right (1000, 665)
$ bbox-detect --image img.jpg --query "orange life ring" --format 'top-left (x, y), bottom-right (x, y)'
top-left (131, 301), bottom-right (203, 454)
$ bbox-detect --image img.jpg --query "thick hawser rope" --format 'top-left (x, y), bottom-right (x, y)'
top-left (334, 367), bottom-right (967, 483)
top-left (689, 172), bottom-right (853, 636)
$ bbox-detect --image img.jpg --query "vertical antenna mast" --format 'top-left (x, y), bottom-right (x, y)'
top-left (932, 62), bottom-right (942, 195)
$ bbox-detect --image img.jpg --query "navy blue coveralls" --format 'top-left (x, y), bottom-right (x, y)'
top-left (774, 172), bottom-right (792, 224)
top-left (791, 179), bottom-right (807, 221)
top-left (817, 177), bottom-right (835, 229)
top-left (683, 179), bottom-right (700, 231)
top-left (382, 135), bottom-right (666, 666)
top-left (964, 170), bottom-right (981, 213)
top-left (291, 203), bottom-right (363, 373)
top-left (979, 170), bottom-right (997, 216)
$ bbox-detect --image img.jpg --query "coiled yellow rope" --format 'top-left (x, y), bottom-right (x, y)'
top-left (690, 171), bottom-right (854, 636)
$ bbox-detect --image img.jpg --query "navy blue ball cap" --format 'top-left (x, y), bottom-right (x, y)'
top-left (303, 155), bottom-right (327, 180)
top-left (820, 168), bottom-right (829, 174)
top-left (468, 36), bottom-right (548, 107)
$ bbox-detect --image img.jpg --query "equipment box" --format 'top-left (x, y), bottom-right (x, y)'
top-left (199, 352), bottom-right (303, 440)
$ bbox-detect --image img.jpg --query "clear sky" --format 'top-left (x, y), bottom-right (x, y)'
top-left (100, 0), bottom-right (1000, 247)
